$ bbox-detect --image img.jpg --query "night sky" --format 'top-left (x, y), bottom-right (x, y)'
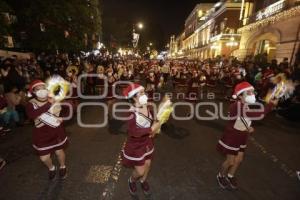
top-left (102, 0), bottom-right (218, 51)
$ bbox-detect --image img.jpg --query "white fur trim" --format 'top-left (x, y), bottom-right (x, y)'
top-left (32, 137), bottom-right (68, 151)
top-left (218, 140), bottom-right (239, 151)
top-left (128, 86), bottom-right (144, 98)
top-left (122, 148), bottom-right (154, 161)
top-left (32, 82), bottom-right (45, 90)
top-left (235, 86), bottom-right (254, 97)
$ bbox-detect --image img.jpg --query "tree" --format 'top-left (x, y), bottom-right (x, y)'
top-left (0, 1), bottom-right (12, 48)
top-left (3, 0), bottom-right (102, 52)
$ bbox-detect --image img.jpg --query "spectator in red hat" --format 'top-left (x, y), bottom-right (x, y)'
top-left (121, 83), bottom-right (160, 198)
top-left (216, 81), bottom-right (278, 190)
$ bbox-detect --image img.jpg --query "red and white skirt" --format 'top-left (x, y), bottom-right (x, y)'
top-left (146, 90), bottom-right (155, 102)
top-left (185, 87), bottom-right (199, 102)
top-left (206, 79), bottom-right (216, 87)
top-left (122, 136), bottom-right (154, 167)
top-left (178, 79), bottom-right (187, 87)
top-left (106, 86), bottom-right (115, 100)
top-left (32, 125), bottom-right (68, 156)
top-left (217, 127), bottom-right (248, 155)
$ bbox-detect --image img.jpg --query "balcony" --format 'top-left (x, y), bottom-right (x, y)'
top-left (245, 0), bottom-right (293, 25)
top-left (210, 33), bottom-right (241, 43)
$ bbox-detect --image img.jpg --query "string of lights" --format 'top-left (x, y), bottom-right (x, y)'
top-left (238, 6), bottom-right (300, 32)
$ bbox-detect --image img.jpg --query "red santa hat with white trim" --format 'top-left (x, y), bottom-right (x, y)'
top-left (263, 69), bottom-right (275, 79)
top-left (28, 80), bottom-right (46, 97)
top-left (123, 83), bottom-right (144, 99)
top-left (232, 81), bottom-right (254, 99)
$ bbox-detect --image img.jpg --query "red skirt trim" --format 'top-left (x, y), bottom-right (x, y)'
top-left (121, 136), bottom-right (154, 167)
top-left (122, 148), bottom-right (154, 167)
top-left (122, 147), bottom-right (154, 161)
top-left (33, 137), bottom-right (68, 156)
top-left (217, 129), bottom-right (248, 155)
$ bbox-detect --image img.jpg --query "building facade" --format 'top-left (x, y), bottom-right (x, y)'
top-left (237, 0), bottom-right (300, 63)
top-left (169, 0), bottom-right (300, 63)
top-left (208, 1), bottom-right (242, 58)
top-left (182, 3), bottom-right (214, 59)
top-left (169, 0), bottom-right (243, 60)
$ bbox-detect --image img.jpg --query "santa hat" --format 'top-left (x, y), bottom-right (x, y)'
top-left (28, 80), bottom-right (45, 97)
top-left (264, 69), bottom-right (274, 79)
top-left (123, 83), bottom-right (144, 99)
top-left (232, 81), bottom-right (254, 99)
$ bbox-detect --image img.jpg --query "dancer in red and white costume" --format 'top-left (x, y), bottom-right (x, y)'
top-left (122, 84), bottom-right (160, 197)
top-left (26, 80), bottom-right (68, 180)
top-left (216, 81), bottom-right (278, 190)
top-left (185, 70), bottom-right (200, 101)
top-left (145, 72), bottom-right (157, 101)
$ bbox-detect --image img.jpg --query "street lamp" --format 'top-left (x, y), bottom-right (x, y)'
top-left (137, 22), bottom-right (144, 29)
top-left (132, 22), bottom-right (144, 49)
top-left (133, 22), bottom-right (144, 33)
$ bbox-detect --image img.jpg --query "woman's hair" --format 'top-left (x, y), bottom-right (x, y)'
top-left (127, 93), bottom-right (137, 104)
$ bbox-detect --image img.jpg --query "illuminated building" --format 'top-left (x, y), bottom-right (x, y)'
top-left (237, 0), bottom-right (300, 63)
top-left (207, 0), bottom-right (242, 58)
top-left (169, 1), bottom-right (243, 59)
top-left (182, 3), bottom-right (214, 59)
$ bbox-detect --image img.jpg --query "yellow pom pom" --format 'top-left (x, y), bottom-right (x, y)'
top-left (47, 76), bottom-right (70, 102)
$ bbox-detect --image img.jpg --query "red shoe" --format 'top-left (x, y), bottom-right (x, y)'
top-left (128, 177), bottom-right (137, 195)
top-left (140, 180), bottom-right (152, 196)
top-left (227, 176), bottom-right (238, 190)
top-left (59, 167), bottom-right (67, 179)
top-left (48, 166), bottom-right (57, 180)
top-left (217, 173), bottom-right (229, 189)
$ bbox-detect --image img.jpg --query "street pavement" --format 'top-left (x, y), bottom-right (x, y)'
top-left (0, 94), bottom-right (300, 200)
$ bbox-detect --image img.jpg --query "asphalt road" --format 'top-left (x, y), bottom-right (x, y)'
top-left (0, 93), bottom-right (300, 200)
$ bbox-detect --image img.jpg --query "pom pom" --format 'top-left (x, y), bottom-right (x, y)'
top-left (232, 95), bottom-right (237, 99)
top-left (155, 99), bottom-right (173, 134)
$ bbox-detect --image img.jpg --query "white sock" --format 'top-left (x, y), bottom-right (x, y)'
top-left (227, 174), bottom-right (234, 178)
top-left (129, 176), bottom-right (134, 183)
top-left (49, 166), bottom-right (55, 171)
top-left (60, 165), bottom-right (66, 169)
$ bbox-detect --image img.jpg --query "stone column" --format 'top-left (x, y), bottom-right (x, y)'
top-left (236, 29), bottom-right (253, 60)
